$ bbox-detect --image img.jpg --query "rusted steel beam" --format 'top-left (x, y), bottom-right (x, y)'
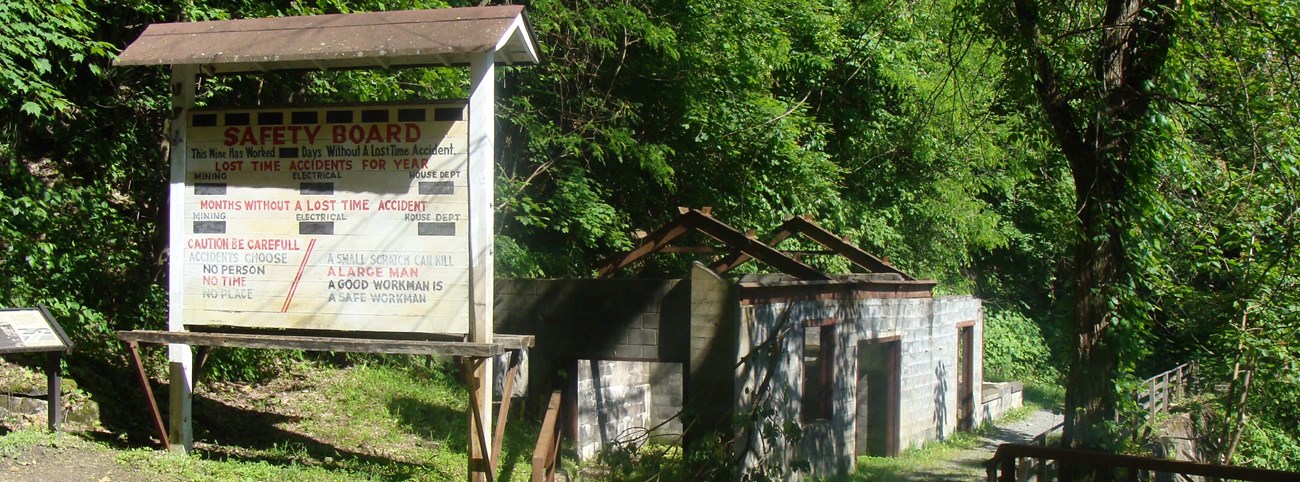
top-left (657, 246), bottom-right (720, 254)
top-left (711, 215), bottom-right (911, 279)
top-left (709, 222), bottom-right (797, 274)
top-left (597, 208), bottom-right (831, 280)
top-left (125, 341), bottom-right (169, 448)
top-left (778, 216), bottom-right (911, 278)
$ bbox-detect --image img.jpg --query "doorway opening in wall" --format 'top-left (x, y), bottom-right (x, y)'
top-left (856, 337), bottom-right (900, 456)
top-left (957, 323), bottom-right (975, 431)
top-left (801, 320), bottom-right (836, 422)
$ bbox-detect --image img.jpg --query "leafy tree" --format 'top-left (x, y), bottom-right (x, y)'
top-left (973, 0), bottom-right (1300, 477)
top-left (1142, 1), bottom-right (1300, 469)
top-left (971, 0), bottom-right (1181, 478)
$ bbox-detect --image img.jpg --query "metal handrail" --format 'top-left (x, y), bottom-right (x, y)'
top-left (532, 389), bottom-right (564, 482)
top-left (985, 443), bottom-right (1300, 481)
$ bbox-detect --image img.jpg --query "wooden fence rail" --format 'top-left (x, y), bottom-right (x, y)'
top-left (1010, 363), bottom-right (1195, 482)
top-left (985, 443), bottom-right (1300, 482)
top-left (1135, 362), bottom-right (1191, 418)
top-left (531, 389), bottom-right (564, 482)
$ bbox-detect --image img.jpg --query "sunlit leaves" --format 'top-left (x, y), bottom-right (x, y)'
top-left (0, 0), bottom-right (114, 120)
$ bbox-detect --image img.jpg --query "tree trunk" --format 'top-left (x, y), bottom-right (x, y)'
top-left (1007, 0), bottom-right (1182, 480)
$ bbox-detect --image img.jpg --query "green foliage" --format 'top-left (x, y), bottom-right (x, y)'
top-left (0, 0), bottom-right (114, 120)
top-left (1235, 417), bottom-right (1300, 472)
top-left (1, 1), bottom-right (1292, 468)
top-left (982, 309), bottom-right (1056, 383)
top-left (498, 0), bottom-right (1024, 282)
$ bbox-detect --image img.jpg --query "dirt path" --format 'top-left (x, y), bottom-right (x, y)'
top-left (0, 433), bottom-right (169, 482)
top-left (897, 408), bottom-right (1063, 481)
top-left (954, 409), bottom-right (1062, 480)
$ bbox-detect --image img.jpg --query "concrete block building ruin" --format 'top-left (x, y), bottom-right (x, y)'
top-left (494, 209), bottom-right (1017, 479)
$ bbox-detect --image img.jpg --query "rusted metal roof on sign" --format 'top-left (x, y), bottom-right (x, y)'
top-left (114, 5), bottom-right (539, 74)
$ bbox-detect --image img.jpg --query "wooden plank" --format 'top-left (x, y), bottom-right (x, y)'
top-left (168, 63), bottom-right (198, 453)
top-left (125, 341), bottom-right (169, 448)
top-left (687, 211), bottom-right (831, 281)
top-left (45, 353), bottom-right (60, 432)
top-left (117, 331), bottom-right (505, 357)
top-left (495, 334), bottom-right (536, 351)
top-left (464, 357), bottom-right (495, 482)
top-left (491, 350), bottom-right (520, 466)
top-left (532, 389), bottom-right (563, 482)
top-left (468, 51), bottom-right (497, 482)
top-left (987, 443), bottom-right (1300, 480)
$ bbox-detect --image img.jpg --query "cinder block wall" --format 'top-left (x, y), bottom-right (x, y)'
top-left (495, 278), bottom-right (690, 401)
top-left (736, 294), bottom-right (984, 481)
top-left (494, 278), bottom-right (702, 460)
top-left (571, 359), bottom-right (686, 459)
top-left (575, 360), bottom-right (652, 459)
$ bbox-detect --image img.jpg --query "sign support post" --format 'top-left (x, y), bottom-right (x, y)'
top-left (167, 64), bottom-right (197, 452)
top-left (466, 51), bottom-right (496, 482)
top-left (44, 352), bottom-right (60, 431)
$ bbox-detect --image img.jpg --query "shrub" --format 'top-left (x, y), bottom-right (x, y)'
top-left (983, 308), bottom-right (1056, 382)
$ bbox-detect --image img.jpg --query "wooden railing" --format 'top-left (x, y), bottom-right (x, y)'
top-left (985, 443), bottom-right (1300, 481)
top-left (1016, 420), bottom-right (1064, 482)
top-left (1009, 363), bottom-right (1195, 482)
top-left (1136, 363), bottom-right (1191, 418)
top-left (531, 389), bottom-right (564, 482)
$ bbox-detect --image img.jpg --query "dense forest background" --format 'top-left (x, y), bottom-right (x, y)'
top-left (0, 0), bottom-right (1296, 473)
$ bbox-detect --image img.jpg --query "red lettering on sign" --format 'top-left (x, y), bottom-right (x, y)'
top-left (221, 125), bottom-right (323, 146)
top-left (330, 124), bottom-right (422, 144)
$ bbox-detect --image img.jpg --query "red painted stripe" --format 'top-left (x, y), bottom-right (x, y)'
top-left (281, 238), bottom-right (317, 312)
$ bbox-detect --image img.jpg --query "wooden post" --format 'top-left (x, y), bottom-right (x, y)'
top-left (45, 353), bottom-right (60, 432)
top-left (1148, 383), bottom-right (1156, 418)
top-left (125, 341), bottom-right (169, 448)
top-left (467, 51), bottom-right (496, 482)
top-left (167, 64), bottom-right (197, 453)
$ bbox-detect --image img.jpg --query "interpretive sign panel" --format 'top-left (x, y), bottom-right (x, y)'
top-left (0, 307), bottom-right (72, 354)
top-left (181, 102), bottom-right (470, 334)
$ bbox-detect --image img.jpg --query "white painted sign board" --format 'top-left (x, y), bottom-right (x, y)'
top-left (180, 102), bottom-right (471, 334)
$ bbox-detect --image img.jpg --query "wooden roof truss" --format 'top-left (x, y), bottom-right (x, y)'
top-left (709, 215), bottom-right (913, 280)
top-left (596, 208), bottom-right (832, 281)
top-left (596, 209), bottom-right (912, 281)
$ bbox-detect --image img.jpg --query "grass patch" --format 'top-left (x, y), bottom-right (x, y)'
top-left (0, 430), bottom-right (61, 456)
top-left (1022, 380), bottom-right (1066, 412)
top-left (849, 432), bottom-right (984, 482)
top-left (116, 358), bottom-right (539, 481)
top-left (118, 448), bottom-right (374, 481)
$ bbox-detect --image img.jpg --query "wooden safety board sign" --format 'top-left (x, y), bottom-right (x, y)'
top-left (180, 102), bottom-right (470, 334)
